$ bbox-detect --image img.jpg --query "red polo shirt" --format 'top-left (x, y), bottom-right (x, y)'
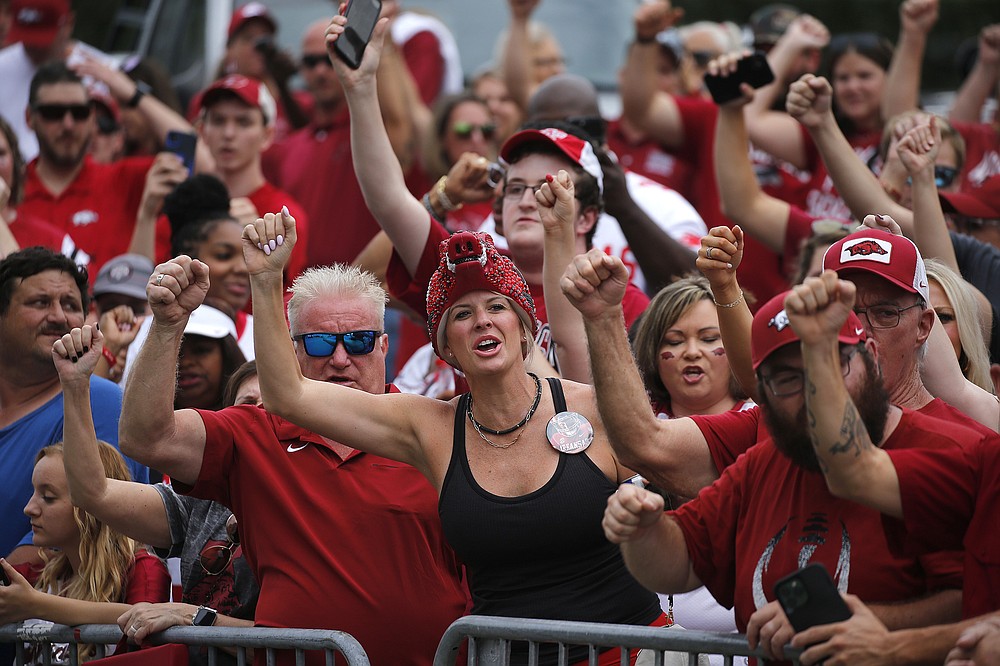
top-left (21, 156), bottom-right (152, 281)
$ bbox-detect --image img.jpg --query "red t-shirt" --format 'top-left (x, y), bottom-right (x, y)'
top-left (689, 404), bottom-right (768, 473)
top-left (184, 399), bottom-right (467, 666)
top-left (268, 115), bottom-right (382, 269)
top-left (954, 121), bottom-right (1000, 191)
top-left (401, 30), bottom-right (446, 105)
top-left (386, 217), bottom-right (649, 365)
top-left (800, 125), bottom-right (882, 221)
top-left (6, 211), bottom-right (83, 262)
top-left (606, 118), bottom-right (695, 200)
top-left (672, 407), bottom-right (964, 636)
top-left (884, 425), bottom-right (1000, 619)
top-left (672, 97), bottom-right (787, 309)
top-left (13, 548), bottom-right (169, 603)
top-left (20, 156), bottom-right (152, 281)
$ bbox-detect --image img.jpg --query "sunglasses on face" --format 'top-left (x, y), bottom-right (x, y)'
top-left (33, 103), bottom-right (93, 122)
top-left (452, 121), bottom-right (496, 140)
top-left (300, 53), bottom-right (332, 69)
top-left (294, 330), bottom-right (381, 357)
top-left (199, 515), bottom-right (240, 576)
top-left (906, 165), bottom-right (959, 189)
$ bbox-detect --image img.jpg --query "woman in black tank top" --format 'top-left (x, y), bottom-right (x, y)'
top-left (247, 213), bottom-right (664, 666)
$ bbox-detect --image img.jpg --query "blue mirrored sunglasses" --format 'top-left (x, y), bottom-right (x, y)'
top-left (294, 331), bottom-right (380, 357)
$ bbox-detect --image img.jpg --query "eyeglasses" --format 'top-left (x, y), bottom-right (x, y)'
top-left (854, 303), bottom-right (922, 329)
top-left (905, 165), bottom-right (959, 189)
top-left (294, 330), bottom-right (381, 357)
top-left (762, 348), bottom-right (859, 397)
top-left (300, 53), bottom-right (331, 69)
top-left (502, 181), bottom-right (545, 200)
top-left (199, 515), bottom-right (240, 576)
top-left (32, 103), bottom-right (93, 122)
top-left (452, 121), bottom-right (496, 140)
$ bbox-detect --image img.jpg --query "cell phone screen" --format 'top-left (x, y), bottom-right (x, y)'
top-left (165, 130), bottom-right (197, 176)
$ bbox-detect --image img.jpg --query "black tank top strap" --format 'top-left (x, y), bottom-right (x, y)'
top-left (546, 377), bottom-right (567, 414)
top-left (453, 392), bottom-right (470, 449)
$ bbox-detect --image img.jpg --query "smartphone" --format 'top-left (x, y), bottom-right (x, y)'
top-left (165, 130), bottom-right (197, 176)
top-left (333, 0), bottom-right (382, 69)
top-left (0, 566), bottom-right (10, 586)
top-left (773, 563), bottom-right (852, 633)
top-left (704, 51), bottom-right (775, 105)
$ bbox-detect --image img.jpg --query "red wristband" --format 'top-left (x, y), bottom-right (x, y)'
top-left (102, 347), bottom-right (118, 368)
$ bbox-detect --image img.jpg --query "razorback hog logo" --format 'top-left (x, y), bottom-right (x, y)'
top-left (846, 240), bottom-right (887, 257)
top-left (769, 309), bottom-right (791, 332)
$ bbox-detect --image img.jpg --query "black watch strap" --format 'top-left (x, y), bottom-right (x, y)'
top-left (126, 81), bottom-right (151, 108)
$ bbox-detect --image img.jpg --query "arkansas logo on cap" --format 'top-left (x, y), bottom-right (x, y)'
top-left (840, 236), bottom-right (892, 265)
top-left (768, 309), bottom-right (791, 332)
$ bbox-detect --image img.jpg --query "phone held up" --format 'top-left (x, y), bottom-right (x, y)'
top-left (0, 564), bottom-right (10, 586)
top-left (773, 563), bottom-right (852, 634)
top-left (165, 130), bottom-right (197, 176)
top-left (333, 0), bottom-right (383, 70)
top-left (703, 51), bottom-right (775, 105)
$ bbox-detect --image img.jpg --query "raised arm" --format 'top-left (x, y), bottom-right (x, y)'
top-left (948, 25), bottom-right (1000, 124)
top-left (127, 153), bottom-right (187, 261)
top-left (784, 272), bottom-right (903, 516)
top-left (619, 1), bottom-right (685, 148)
top-left (882, 0), bottom-right (939, 119)
top-left (697, 225), bottom-right (757, 401)
top-left (711, 54), bottom-right (792, 253)
top-left (72, 55), bottom-right (213, 173)
top-left (788, 74), bottom-right (914, 230)
top-left (243, 207), bottom-right (439, 474)
top-left (539, 170), bottom-right (591, 382)
top-left (119, 255), bottom-right (211, 486)
top-left (561, 250), bottom-right (719, 497)
top-left (0, 180), bottom-right (19, 259)
top-left (54, 326), bottom-right (172, 548)
top-left (500, 0), bottom-right (540, 111)
top-left (328, 15), bottom-right (429, 275)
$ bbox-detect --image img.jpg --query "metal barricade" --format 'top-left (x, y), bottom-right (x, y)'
top-left (0, 623), bottom-right (370, 666)
top-left (432, 616), bottom-right (803, 666)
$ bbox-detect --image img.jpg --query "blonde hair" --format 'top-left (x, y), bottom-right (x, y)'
top-left (923, 258), bottom-right (993, 393)
top-left (287, 264), bottom-right (387, 336)
top-left (34, 443), bottom-right (139, 661)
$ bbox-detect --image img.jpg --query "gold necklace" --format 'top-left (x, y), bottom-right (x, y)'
top-left (468, 373), bottom-right (542, 449)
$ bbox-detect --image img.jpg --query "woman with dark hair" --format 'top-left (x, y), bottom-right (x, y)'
top-left (175, 303), bottom-right (248, 411)
top-left (747, 30), bottom-right (895, 220)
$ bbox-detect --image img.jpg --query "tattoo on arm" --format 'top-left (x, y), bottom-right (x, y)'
top-left (829, 402), bottom-right (871, 458)
top-left (804, 377), bottom-right (829, 473)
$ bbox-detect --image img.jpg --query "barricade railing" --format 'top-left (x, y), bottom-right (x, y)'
top-left (0, 623), bottom-right (370, 666)
top-left (432, 615), bottom-right (803, 666)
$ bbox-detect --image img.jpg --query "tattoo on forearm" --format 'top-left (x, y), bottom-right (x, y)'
top-left (804, 378), bottom-right (829, 473)
top-left (829, 402), bottom-right (871, 458)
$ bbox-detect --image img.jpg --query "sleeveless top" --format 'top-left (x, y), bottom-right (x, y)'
top-left (439, 378), bottom-right (661, 665)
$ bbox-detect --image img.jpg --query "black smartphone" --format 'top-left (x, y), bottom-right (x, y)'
top-left (165, 130), bottom-right (197, 176)
top-left (0, 565), bottom-right (10, 586)
top-left (333, 0), bottom-right (382, 69)
top-left (704, 51), bottom-right (776, 105)
top-left (773, 563), bottom-right (852, 633)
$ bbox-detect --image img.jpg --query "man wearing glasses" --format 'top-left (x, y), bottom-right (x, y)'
top-left (562, 254), bottom-right (963, 662)
top-left (120, 256), bottom-right (467, 666)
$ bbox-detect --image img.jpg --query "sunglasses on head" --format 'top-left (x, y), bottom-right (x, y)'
top-left (452, 121), bottom-right (496, 140)
top-left (199, 514), bottom-right (240, 576)
top-left (300, 53), bottom-right (331, 69)
top-left (33, 103), bottom-right (93, 122)
top-left (294, 330), bottom-right (381, 357)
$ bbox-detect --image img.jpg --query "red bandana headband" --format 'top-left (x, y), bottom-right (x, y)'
top-left (426, 231), bottom-right (538, 365)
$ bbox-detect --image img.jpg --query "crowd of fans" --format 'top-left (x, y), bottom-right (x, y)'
top-left (1, 0), bottom-right (1000, 665)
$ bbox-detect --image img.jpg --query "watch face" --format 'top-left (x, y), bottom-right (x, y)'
top-left (194, 607), bottom-right (217, 626)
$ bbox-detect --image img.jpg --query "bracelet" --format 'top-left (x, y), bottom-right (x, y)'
top-left (435, 176), bottom-right (461, 212)
top-left (713, 290), bottom-right (745, 309)
top-left (421, 192), bottom-right (445, 224)
top-left (101, 347), bottom-right (118, 368)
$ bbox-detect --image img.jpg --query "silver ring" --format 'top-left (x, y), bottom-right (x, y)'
top-left (155, 273), bottom-right (165, 286)
top-left (706, 247), bottom-right (714, 260)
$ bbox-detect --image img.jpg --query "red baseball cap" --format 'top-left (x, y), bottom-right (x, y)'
top-left (197, 75), bottom-right (276, 127)
top-left (751, 291), bottom-right (867, 370)
top-left (227, 2), bottom-right (277, 42)
top-left (939, 175), bottom-right (1000, 219)
top-left (500, 127), bottom-right (604, 194)
top-left (822, 228), bottom-right (930, 303)
top-left (7, 0), bottom-right (70, 48)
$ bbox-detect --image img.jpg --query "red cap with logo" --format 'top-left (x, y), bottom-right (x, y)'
top-left (751, 291), bottom-right (867, 370)
top-left (500, 127), bottom-right (604, 194)
top-left (197, 74), bottom-right (276, 127)
top-left (939, 175), bottom-right (1000, 219)
top-left (822, 228), bottom-right (930, 303)
top-left (7, 0), bottom-right (70, 48)
top-left (227, 2), bottom-right (277, 42)
top-left (426, 231), bottom-right (537, 366)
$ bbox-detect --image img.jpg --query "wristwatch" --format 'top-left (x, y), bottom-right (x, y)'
top-left (126, 81), bottom-right (152, 108)
top-left (193, 606), bottom-right (218, 627)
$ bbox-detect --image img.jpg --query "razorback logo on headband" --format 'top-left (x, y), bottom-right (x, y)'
top-left (426, 231), bottom-right (537, 365)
